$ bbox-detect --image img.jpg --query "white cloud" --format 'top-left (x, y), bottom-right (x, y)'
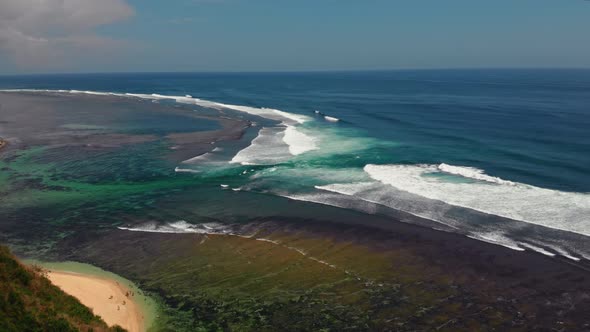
top-left (0, 0), bottom-right (134, 72)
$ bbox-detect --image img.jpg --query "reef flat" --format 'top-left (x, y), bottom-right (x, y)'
top-left (55, 219), bottom-right (590, 331)
top-left (1, 90), bottom-right (589, 331)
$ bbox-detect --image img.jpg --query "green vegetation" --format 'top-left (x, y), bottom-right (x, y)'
top-left (76, 229), bottom-right (522, 332)
top-left (0, 245), bottom-right (125, 332)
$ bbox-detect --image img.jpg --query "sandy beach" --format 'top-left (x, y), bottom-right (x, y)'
top-left (47, 270), bottom-right (145, 332)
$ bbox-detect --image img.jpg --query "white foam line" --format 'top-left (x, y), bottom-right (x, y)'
top-left (117, 226), bottom-right (198, 234)
top-left (181, 152), bottom-right (216, 164)
top-left (285, 246), bottom-right (307, 256)
top-left (1, 88), bottom-right (311, 126)
top-left (118, 221), bottom-right (231, 235)
top-left (248, 237), bottom-right (341, 270)
top-left (174, 167), bottom-right (200, 173)
top-left (308, 257), bottom-right (338, 269)
top-left (255, 238), bottom-right (281, 245)
top-left (438, 163), bottom-right (515, 185)
top-left (209, 102), bottom-right (310, 125)
top-left (364, 164), bottom-right (590, 237)
top-left (466, 234), bottom-right (525, 251)
top-left (3, 88), bottom-right (322, 162)
top-left (235, 234), bottom-right (254, 239)
top-left (543, 244), bottom-right (581, 261)
top-left (119, 222), bottom-right (347, 273)
top-left (518, 242), bottom-right (556, 257)
top-left (118, 226), bottom-right (168, 233)
top-left (312, 184), bottom-right (461, 231)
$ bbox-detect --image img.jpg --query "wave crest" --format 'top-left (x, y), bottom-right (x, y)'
top-left (364, 163), bottom-right (590, 236)
top-left (437, 163), bottom-right (515, 185)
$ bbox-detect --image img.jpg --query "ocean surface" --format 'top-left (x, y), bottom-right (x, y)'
top-left (1, 69), bottom-right (589, 260)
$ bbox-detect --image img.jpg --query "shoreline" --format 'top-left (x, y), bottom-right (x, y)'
top-left (26, 260), bottom-right (159, 332)
top-left (47, 270), bottom-right (144, 332)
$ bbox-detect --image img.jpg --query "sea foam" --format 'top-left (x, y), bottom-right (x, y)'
top-left (118, 221), bottom-right (231, 234)
top-left (230, 127), bottom-right (292, 165)
top-left (364, 164), bottom-right (590, 236)
top-left (437, 163), bottom-right (515, 185)
top-left (0, 89), bottom-right (310, 127)
top-left (7, 88), bottom-right (588, 261)
top-left (282, 126), bottom-right (318, 155)
top-left (1, 88), bottom-right (319, 163)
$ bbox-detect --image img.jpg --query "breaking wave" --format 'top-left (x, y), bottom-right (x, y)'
top-left (118, 221), bottom-right (232, 234)
top-left (437, 163), bottom-right (515, 185)
top-left (4, 88), bottom-right (589, 261)
top-left (2, 88), bottom-right (319, 164)
top-left (364, 164), bottom-right (590, 236)
top-left (282, 126), bottom-right (318, 155)
top-left (230, 127), bottom-right (291, 165)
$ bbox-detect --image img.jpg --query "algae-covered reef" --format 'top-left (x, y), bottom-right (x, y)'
top-left (60, 220), bottom-right (590, 332)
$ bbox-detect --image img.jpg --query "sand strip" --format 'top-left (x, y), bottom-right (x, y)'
top-left (47, 270), bottom-right (144, 332)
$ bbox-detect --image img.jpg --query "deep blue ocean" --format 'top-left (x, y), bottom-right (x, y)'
top-left (1, 69), bottom-right (589, 259)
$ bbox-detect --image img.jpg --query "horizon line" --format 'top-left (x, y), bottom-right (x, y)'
top-left (2, 66), bottom-right (590, 77)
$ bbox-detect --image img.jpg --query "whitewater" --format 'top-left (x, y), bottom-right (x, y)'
top-left (2, 89), bottom-right (318, 163)
top-left (364, 164), bottom-right (590, 236)
top-left (3, 88), bottom-right (589, 261)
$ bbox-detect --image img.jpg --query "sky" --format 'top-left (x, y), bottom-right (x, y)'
top-left (0, 0), bottom-right (589, 74)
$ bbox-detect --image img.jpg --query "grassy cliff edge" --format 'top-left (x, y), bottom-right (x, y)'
top-left (0, 245), bottom-right (125, 332)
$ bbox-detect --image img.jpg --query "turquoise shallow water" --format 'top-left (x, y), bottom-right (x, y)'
top-left (0, 69), bottom-right (589, 261)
